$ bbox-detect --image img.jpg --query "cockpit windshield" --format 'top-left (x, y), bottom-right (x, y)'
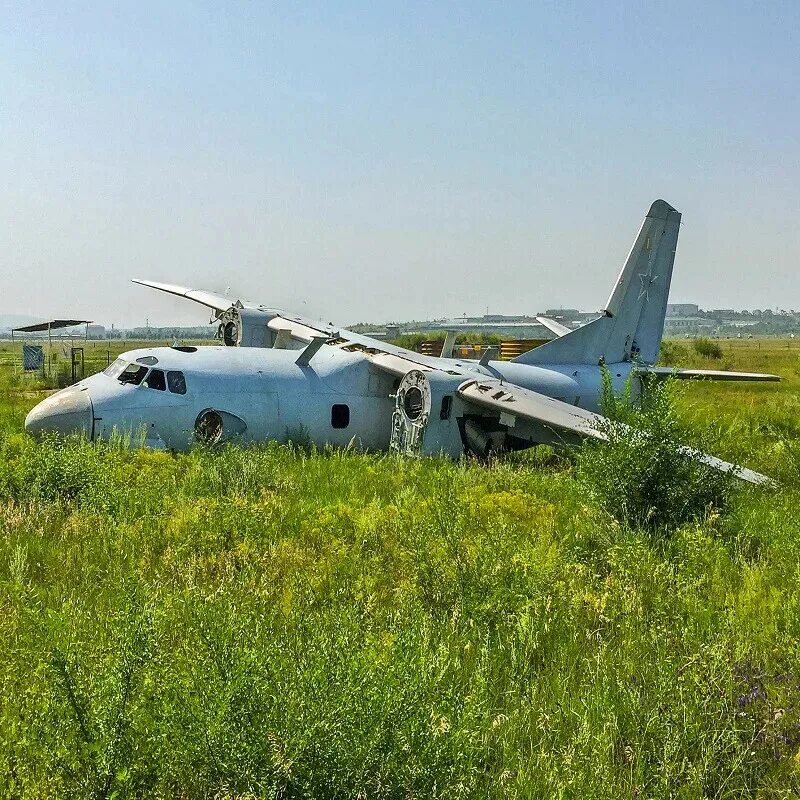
top-left (103, 358), bottom-right (126, 379)
top-left (104, 359), bottom-right (187, 393)
top-left (118, 363), bottom-right (149, 386)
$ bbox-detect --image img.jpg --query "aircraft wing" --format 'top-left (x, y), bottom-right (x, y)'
top-left (133, 278), bottom-right (455, 367)
top-left (535, 316), bottom-right (572, 337)
top-left (678, 447), bottom-right (771, 486)
top-left (456, 377), bottom-right (771, 485)
top-left (458, 377), bottom-right (607, 442)
top-left (637, 366), bottom-right (780, 382)
top-left (132, 279), bottom-right (235, 314)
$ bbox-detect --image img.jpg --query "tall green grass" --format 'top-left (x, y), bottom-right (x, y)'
top-left (1, 340), bottom-right (799, 797)
top-left (1, 433), bottom-right (800, 797)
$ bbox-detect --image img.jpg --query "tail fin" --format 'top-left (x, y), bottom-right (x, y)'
top-left (513, 199), bottom-right (681, 366)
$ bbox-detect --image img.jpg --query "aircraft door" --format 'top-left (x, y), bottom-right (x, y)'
top-left (390, 370), bottom-right (431, 456)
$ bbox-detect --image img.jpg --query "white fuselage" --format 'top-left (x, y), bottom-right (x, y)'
top-left (25, 345), bottom-right (637, 455)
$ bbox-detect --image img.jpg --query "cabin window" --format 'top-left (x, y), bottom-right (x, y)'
top-left (331, 404), bottom-right (350, 429)
top-left (440, 395), bottom-right (453, 420)
top-left (144, 368), bottom-right (166, 391)
top-left (118, 363), bottom-right (148, 386)
top-left (167, 371), bottom-right (187, 395)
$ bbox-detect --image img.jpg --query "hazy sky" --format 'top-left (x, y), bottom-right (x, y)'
top-left (2, 2), bottom-right (799, 327)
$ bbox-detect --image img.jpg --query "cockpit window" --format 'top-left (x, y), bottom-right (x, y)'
top-left (118, 363), bottom-right (148, 386)
top-left (103, 358), bottom-right (126, 379)
top-left (143, 368), bottom-right (166, 391)
top-left (167, 371), bottom-right (187, 395)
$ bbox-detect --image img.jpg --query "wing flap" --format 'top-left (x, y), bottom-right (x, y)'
top-left (369, 352), bottom-right (437, 377)
top-left (266, 316), bottom-right (328, 344)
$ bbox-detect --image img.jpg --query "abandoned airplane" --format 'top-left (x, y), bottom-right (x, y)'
top-left (25, 200), bottom-right (778, 483)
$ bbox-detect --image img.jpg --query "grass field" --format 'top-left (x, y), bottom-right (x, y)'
top-left (1, 338), bottom-right (799, 798)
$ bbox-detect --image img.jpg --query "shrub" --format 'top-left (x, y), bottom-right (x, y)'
top-left (658, 339), bottom-right (689, 366)
top-left (577, 372), bottom-right (735, 533)
top-left (693, 337), bottom-right (723, 359)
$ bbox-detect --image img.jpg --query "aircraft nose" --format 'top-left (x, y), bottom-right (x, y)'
top-left (25, 387), bottom-right (93, 439)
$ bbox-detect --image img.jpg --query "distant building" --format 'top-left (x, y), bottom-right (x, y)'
top-left (666, 303), bottom-right (699, 316)
top-left (544, 309), bottom-right (580, 318)
top-left (664, 316), bottom-right (713, 334)
top-left (482, 314), bottom-right (525, 323)
top-left (86, 324), bottom-right (106, 339)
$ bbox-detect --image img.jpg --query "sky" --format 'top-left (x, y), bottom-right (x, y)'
top-left (1, 1), bottom-right (799, 327)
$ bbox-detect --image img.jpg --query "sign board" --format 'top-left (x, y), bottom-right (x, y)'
top-left (22, 345), bottom-right (44, 371)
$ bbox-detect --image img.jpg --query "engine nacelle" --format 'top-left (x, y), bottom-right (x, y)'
top-left (390, 370), bottom-right (472, 457)
top-left (217, 306), bottom-right (276, 348)
top-left (390, 369), bottom-right (531, 458)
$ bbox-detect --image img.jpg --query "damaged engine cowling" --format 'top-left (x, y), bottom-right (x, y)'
top-left (216, 305), bottom-right (276, 348)
top-left (390, 370), bottom-right (433, 456)
top-left (390, 369), bottom-right (511, 458)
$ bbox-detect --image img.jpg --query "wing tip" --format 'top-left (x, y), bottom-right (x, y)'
top-left (131, 278), bottom-right (162, 289)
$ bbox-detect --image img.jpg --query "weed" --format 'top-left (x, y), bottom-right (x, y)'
top-left (693, 337), bottom-right (724, 359)
top-left (577, 371), bottom-right (735, 533)
top-left (658, 339), bottom-right (689, 366)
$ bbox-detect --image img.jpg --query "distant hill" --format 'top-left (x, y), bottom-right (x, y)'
top-left (0, 313), bottom-right (44, 330)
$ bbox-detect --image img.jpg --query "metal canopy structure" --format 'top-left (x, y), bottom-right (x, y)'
top-left (11, 319), bottom-right (92, 347)
top-left (11, 319), bottom-right (92, 334)
top-left (11, 319), bottom-right (93, 377)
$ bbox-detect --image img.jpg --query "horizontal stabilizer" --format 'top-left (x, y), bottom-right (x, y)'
top-left (535, 316), bottom-right (572, 337)
top-left (639, 367), bottom-right (780, 382)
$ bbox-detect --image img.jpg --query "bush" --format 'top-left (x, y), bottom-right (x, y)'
top-left (693, 337), bottom-right (723, 359)
top-left (658, 339), bottom-right (689, 366)
top-left (577, 372), bottom-right (734, 533)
